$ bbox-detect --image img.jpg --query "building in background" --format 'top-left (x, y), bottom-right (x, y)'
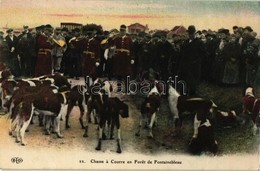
top-left (60, 22), bottom-right (83, 31)
top-left (167, 25), bottom-right (187, 39)
top-left (127, 23), bottom-right (149, 34)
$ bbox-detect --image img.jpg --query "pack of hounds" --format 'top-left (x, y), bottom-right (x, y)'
top-left (0, 64), bottom-right (259, 155)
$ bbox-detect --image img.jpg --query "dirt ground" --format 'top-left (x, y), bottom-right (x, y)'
top-left (0, 79), bottom-right (259, 170)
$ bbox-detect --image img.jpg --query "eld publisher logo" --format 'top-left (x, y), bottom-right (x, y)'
top-left (11, 157), bottom-right (23, 164)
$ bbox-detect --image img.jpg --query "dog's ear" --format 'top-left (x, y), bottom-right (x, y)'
top-left (109, 84), bottom-right (113, 92)
top-left (242, 84), bottom-right (253, 95)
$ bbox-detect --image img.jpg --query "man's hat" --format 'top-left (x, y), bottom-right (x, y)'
top-left (196, 30), bottom-right (202, 35)
top-left (120, 24), bottom-right (127, 31)
top-left (35, 25), bottom-right (44, 31)
top-left (44, 24), bottom-right (53, 31)
top-left (244, 26), bottom-right (253, 32)
top-left (187, 25), bottom-right (196, 34)
top-left (207, 29), bottom-right (214, 36)
top-left (23, 25), bottom-right (29, 29)
top-left (6, 28), bottom-right (13, 33)
top-left (218, 28), bottom-right (229, 35)
top-left (45, 24), bottom-right (52, 28)
top-left (103, 30), bottom-right (110, 36)
top-left (232, 26), bottom-right (238, 30)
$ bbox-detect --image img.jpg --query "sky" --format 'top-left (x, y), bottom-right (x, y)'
top-left (0, 0), bottom-right (260, 34)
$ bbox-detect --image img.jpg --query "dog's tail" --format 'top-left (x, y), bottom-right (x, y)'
top-left (211, 100), bottom-right (218, 108)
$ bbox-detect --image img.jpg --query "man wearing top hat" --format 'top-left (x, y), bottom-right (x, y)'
top-left (5, 28), bottom-right (20, 76)
top-left (34, 25), bottom-right (54, 77)
top-left (178, 25), bottom-right (206, 95)
top-left (111, 24), bottom-right (134, 93)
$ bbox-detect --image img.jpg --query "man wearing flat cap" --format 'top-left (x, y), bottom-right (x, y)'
top-left (178, 25), bottom-right (206, 95)
top-left (5, 28), bottom-right (20, 76)
top-left (111, 24), bottom-right (134, 93)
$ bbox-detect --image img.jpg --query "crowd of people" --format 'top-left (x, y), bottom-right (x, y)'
top-left (0, 24), bottom-right (259, 95)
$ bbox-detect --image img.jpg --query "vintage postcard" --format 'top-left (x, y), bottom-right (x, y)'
top-left (0, 0), bottom-right (260, 170)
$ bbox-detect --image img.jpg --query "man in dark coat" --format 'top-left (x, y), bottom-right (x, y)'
top-left (240, 26), bottom-right (254, 85)
top-left (34, 25), bottom-right (54, 77)
top-left (5, 28), bottom-right (20, 76)
top-left (178, 25), bottom-right (206, 95)
top-left (82, 29), bottom-right (101, 81)
top-left (17, 25), bottom-right (35, 76)
top-left (202, 32), bottom-right (218, 83)
top-left (68, 28), bottom-right (84, 79)
top-left (60, 27), bottom-right (72, 76)
top-left (137, 33), bottom-right (153, 76)
top-left (111, 25), bottom-right (134, 93)
top-left (112, 25), bottom-right (134, 77)
top-left (149, 34), bottom-right (161, 72)
top-left (243, 31), bottom-right (259, 85)
top-left (131, 33), bottom-right (142, 78)
top-left (156, 33), bottom-right (173, 81)
top-left (0, 31), bottom-right (9, 64)
top-left (168, 35), bottom-right (186, 78)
